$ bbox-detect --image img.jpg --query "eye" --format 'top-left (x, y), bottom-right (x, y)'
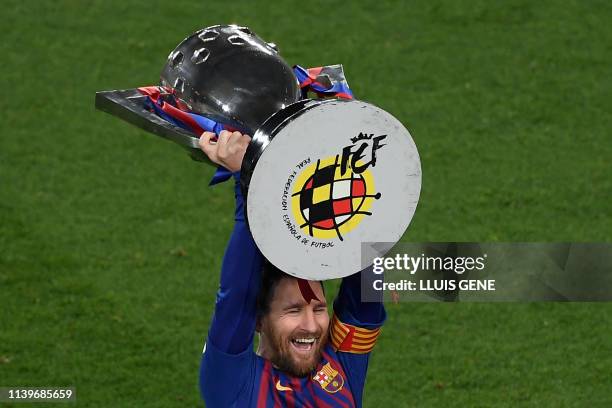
top-left (314, 306), bottom-right (327, 313)
top-left (286, 308), bottom-right (300, 315)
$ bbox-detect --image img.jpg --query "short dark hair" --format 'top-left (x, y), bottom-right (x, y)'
top-left (256, 261), bottom-right (325, 319)
top-left (256, 261), bottom-right (289, 319)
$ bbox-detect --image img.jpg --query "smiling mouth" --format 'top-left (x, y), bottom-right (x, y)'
top-left (290, 337), bottom-right (318, 353)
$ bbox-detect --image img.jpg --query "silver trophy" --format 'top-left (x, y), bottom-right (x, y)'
top-left (96, 24), bottom-right (422, 280)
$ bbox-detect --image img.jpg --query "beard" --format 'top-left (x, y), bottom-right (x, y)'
top-left (264, 325), bottom-right (329, 377)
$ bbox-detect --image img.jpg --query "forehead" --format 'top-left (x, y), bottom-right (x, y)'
top-left (271, 278), bottom-right (325, 306)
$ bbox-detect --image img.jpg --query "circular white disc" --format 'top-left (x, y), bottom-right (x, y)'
top-left (247, 99), bottom-right (421, 280)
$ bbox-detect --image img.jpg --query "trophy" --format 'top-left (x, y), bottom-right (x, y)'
top-left (96, 24), bottom-right (421, 280)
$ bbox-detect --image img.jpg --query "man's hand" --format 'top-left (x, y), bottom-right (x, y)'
top-left (198, 130), bottom-right (251, 172)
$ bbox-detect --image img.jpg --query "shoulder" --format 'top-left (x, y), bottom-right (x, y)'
top-left (200, 340), bottom-right (257, 407)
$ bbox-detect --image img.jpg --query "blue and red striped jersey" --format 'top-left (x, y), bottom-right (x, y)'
top-left (202, 342), bottom-right (361, 407)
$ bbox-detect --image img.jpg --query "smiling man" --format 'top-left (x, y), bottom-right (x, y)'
top-left (255, 263), bottom-right (330, 378)
top-left (198, 130), bottom-right (385, 407)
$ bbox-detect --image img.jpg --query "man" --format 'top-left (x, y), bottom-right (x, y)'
top-left (198, 130), bottom-right (385, 407)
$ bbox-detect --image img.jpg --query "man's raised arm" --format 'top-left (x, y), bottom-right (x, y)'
top-left (199, 131), bottom-right (262, 406)
top-left (206, 172), bottom-right (263, 353)
top-left (331, 269), bottom-right (386, 405)
top-left (332, 269), bottom-right (386, 345)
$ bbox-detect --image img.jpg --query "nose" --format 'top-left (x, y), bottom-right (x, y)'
top-left (299, 308), bottom-right (318, 333)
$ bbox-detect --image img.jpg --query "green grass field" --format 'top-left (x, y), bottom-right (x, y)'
top-left (1, 1), bottom-right (611, 406)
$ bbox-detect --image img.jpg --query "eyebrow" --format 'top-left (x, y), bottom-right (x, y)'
top-left (282, 302), bottom-right (304, 310)
top-left (282, 300), bottom-right (327, 310)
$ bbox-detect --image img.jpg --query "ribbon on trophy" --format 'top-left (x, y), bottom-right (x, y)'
top-left (296, 278), bottom-right (322, 303)
top-left (293, 65), bottom-right (354, 100)
top-left (137, 65), bottom-right (354, 185)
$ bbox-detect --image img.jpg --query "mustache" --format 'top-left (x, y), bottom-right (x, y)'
top-left (289, 330), bottom-right (322, 339)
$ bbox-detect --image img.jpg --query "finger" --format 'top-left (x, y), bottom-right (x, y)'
top-left (199, 132), bottom-right (218, 160)
top-left (199, 131), bottom-right (215, 147)
top-left (228, 131), bottom-right (243, 146)
top-left (216, 130), bottom-right (233, 159)
top-left (208, 131), bottom-right (219, 144)
top-left (200, 130), bottom-right (216, 141)
top-left (241, 134), bottom-right (252, 145)
top-left (217, 130), bottom-right (232, 148)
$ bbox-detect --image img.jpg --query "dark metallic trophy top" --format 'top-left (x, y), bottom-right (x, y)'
top-left (160, 24), bottom-right (301, 134)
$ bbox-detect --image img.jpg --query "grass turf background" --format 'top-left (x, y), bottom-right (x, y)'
top-left (1, 0), bottom-right (611, 406)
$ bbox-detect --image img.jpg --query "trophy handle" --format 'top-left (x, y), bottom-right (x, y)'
top-left (94, 89), bottom-right (213, 165)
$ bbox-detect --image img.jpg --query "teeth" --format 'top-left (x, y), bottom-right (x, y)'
top-left (293, 338), bottom-right (315, 344)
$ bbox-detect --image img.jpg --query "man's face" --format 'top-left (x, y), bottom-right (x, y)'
top-left (259, 278), bottom-right (329, 377)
